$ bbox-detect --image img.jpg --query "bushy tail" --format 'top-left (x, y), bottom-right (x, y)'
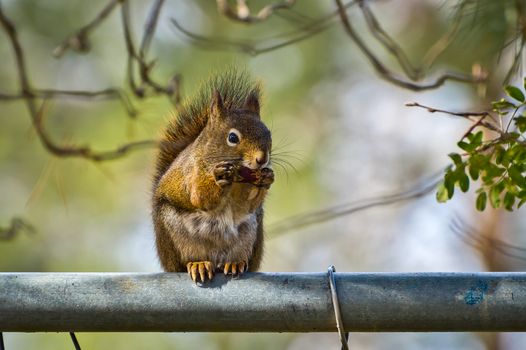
top-left (153, 68), bottom-right (261, 185)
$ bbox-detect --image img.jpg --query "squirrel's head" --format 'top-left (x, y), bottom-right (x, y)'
top-left (205, 90), bottom-right (271, 170)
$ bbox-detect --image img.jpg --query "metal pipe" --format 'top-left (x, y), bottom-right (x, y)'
top-left (1, 272), bottom-right (525, 332)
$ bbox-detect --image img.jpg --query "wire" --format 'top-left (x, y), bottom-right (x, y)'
top-left (328, 266), bottom-right (349, 350)
top-left (69, 332), bottom-right (82, 350)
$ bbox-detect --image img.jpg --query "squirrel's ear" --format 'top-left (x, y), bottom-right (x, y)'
top-left (210, 90), bottom-right (226, 120)
top-left (243, 89), bottom-right (260, 116)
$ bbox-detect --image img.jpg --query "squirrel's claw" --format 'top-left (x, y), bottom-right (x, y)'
top-left (223, 261), bottom-right (247, 277)
top-left (223, 262), bottom-right (231, 275)
top-left (186, 261), bottom-right (214, 283)
top-left (213, 161), bottom-right (236, 187)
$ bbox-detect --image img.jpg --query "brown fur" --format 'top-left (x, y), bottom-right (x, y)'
top-left (152, 69), bottom-right (273, 274)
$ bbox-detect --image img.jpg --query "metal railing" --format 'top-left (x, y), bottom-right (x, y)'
top-left (1, 272), bottom-right (526, 332)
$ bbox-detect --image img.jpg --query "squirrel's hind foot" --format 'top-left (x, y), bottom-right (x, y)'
top-left (186, 261), bottom-right (214, 283)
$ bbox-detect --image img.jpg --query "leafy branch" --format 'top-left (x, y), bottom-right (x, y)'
top-left (408, 80), bottom-right (526, 211)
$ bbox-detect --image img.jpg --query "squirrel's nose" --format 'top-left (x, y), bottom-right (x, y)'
top-left (255, 151), bottom-right (268, 166)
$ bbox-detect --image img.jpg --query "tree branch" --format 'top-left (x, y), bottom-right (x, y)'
top-left (334, 0), bottom-right (483, 91)
top-left (170, 1), bottom-right (359, 56)
top-left (53, 0), bottom-right (120, 57)
top-left (0, 4), bottom-right (156, 161)
top-left (216, 0), bottom-right (296, 24)
top-left (405, 102), bottom-right (501, 134)
top-left (0, 88), bottom-right (137, 117)
top-left (171, 17), bottom-right (332, 56)
top-left (268, 170), bottom-right (442, 235)
top-left (0, 217), bottom-right (35, 241)
top-left (451, 216), bottom-right (526, 263)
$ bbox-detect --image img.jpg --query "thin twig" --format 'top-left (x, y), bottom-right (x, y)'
top-left (53, 0), bottom-right (120, 57)
top-left (268, 169), bottom-right (443, 235)
top-left (172, 1), bottom-right (357, 56)
top-left (422, 1), bottom-right (467, 71)
top-left (0, 217), bottom-right (35, 241)
top-left (0, 5), bottom-right (156, 161)
top-left (460, 114), bottom-right (489, 140)
top-left (0, 88), bottom-right (137, 117)
top-left (139, 0), bottom-right (166, 58)
top-left (32, 100), bottom-right (158, 161)
top-left (451, 216), bottom-right (526, 263)
top-left (405, 102), bottom-right (502, 133)
top-left (130, 0), bottom-right (180, 102)
top-left (54, 0), bottom-right (180, 103)
top-left (120, 0), bottom-right (143, 97)
top-left (216, 0), bottom-right (296, 24)
top-left (171, 14), bottom-right (334, 56)
top-left (359, 0), bottom-right (421, 81)
top-left (334, 0), bottom-right (482, 91)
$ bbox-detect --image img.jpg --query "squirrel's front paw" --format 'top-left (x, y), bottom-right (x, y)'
top-left (235, 166), bottom-right (274, 188)
top-left (213, 161), bottom-right (235, 187)
top-left (257, 167), bottom-right (274, 189)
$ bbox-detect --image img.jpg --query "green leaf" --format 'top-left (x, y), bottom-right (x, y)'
top-left (476, 192), bottom-right (487, 211)
top-left (494, 145), bottom-right (505, 165)
top-left (506, 132), bottom-right (521, 141)
top-left (492, 98), bottom-right (516, 112)
top-left (486, 164), bottom-right (506, 178)
top-left (472, 153), bottom-right (489, 167)
top-left (504, 192), bottom-right (516, 211)
top-left (468, 162), bottom-right (480, 180)
top-left (509, 165), bottom-right (526, 188)
top-left (457, 141), bottom-right (471, 152)
top-left (505, 85), bottom-right (525, 102)
top-left (444, 172), bottom-right (455, 199)
top-left (515, 116), bottom-right (526, 133)
top-left (448, 153), bottom-right (463, 166)
top-left (459, 172), bottom-right (470, 192)
top-left (469, 131), bottom-right (484, 148)
top-left (507, 143), bottom-right (525, 162)
top-left (517, 148), bottom-right (526, 164)
top-left (436, 183), bottom-right (449, 203)
top-left (490, 184), bottom-right (504, 208)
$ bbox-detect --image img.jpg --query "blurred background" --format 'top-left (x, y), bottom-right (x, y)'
top-left (1, 0), bottom-right (526, 349)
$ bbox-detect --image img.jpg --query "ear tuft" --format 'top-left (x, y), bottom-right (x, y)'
top-left (210, 90), bottom-right (225, 119)
top-left (243, 89), bottom-right (260, 115)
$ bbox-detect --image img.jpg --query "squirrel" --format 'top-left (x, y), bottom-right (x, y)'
top-left (152, 69), bottom-right (274, 283)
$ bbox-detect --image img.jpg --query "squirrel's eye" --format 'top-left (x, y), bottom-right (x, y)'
top-left (227, 130), bottom-right (241, 146)
top-left (228, 133), bottom-right (239, 143)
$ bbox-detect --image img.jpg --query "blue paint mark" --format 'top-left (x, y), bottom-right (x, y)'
top-left (464, 280), bottom-right (488, 305)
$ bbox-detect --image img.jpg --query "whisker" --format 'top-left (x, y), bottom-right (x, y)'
top-left (272, 154), bottom-right (305, 167)
top-left (272, 136), bottom-right (296, 152)
top-left (271, 157), bottom-right (299, 175)
top-left (271, 147), bottom-right (305, 157)
top-left (272, 162), bottom-right (289, 182)
top-left (271, 151), bottom-right (305, 159)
